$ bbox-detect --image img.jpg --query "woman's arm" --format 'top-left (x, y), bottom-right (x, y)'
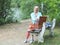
top-left (31, 13), bottom-right (37, 24)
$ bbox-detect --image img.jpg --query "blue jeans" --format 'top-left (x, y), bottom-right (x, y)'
top-left (45, 22), bottom-right (52, 28)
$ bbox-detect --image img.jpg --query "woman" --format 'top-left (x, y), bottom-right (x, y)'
top-left (24, 6), bottom-right (42, 43)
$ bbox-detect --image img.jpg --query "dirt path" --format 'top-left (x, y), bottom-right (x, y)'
top-left (0, 19), bottom-right (31, 45)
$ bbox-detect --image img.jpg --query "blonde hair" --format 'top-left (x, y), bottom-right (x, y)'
top-left (34, 6), bottom-right (39, 13)
top-left (34, 6), bottom-right (39, 9)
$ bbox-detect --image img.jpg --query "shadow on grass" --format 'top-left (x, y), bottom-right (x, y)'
top-left (32, 33), bottom-right (59, 45)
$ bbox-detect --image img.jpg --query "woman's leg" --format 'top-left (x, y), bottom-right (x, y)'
top-left (24, 24), bottom-right (35, 43)
top-left (24, 29), bottom-right (31, 43)
top-left (26, 31), bottom-right (30, 40)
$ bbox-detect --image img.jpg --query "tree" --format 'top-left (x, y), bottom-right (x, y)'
top-left (0, 0), bottom-right (11, 24)
top-left (20, 0), bottom-right (60, 25)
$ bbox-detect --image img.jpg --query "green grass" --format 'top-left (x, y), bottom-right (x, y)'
top-left (32, 27), bottom-right (60, 45)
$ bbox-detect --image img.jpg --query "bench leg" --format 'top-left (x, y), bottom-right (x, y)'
top-left (50, 28), bottom-right (54, 36)
top-left (38, 22), bottom-right (46, 43)
top-left (50, 18), bottom-right (56, 36)
top-left (29, 34), bottom-right (34, 43)
top-left (50, 26), bottom-right (55, 36)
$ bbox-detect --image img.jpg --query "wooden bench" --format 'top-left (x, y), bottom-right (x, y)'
top-left (29, 16), bottom-right (47, 43)
top-left (30, 16), bottom-right (47, 33)
top-left (29, 16), bottom-right (56, 43)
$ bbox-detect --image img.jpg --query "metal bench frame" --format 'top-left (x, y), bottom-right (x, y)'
top-left (30, 16), bottom-right (56, 43)
top-left (30, 16), bottom-right (47, 43)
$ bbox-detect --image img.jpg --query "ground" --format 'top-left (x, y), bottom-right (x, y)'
top-left (0, 19), bottom-right (30, 45)
top-left (0, 19), bottom-right (60, 45)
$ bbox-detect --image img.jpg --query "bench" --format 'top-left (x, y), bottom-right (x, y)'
top-left (30, 16), bottom-right (47, 43)
top-left (29, 16), bottom-right (56, 43)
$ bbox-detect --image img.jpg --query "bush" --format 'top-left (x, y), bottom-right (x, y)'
top-left (20, 0), bottom-right (40, 19)
top-left (20, 0), bottom-right (60, 26)
top-left (0, 17), bottom-right (5, 25)
top-left (5, 15), bottom-right (13, 23)
top-left (0, 0), bottom-right (11, 25)
top-left (56, 13), bottom-right (60, 26)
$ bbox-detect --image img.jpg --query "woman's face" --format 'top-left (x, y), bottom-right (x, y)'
top-left (34, 6), bottom-right (39, 13)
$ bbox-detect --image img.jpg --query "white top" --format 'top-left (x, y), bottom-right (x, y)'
top-left (31, 12), bottom-right (42, 24)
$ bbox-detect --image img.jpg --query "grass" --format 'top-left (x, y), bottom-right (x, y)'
top-left (32, 27), bottom-right (60, 45)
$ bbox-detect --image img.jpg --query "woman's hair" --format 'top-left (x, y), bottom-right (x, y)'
top-left (34, 6), bottom-right (39, 9)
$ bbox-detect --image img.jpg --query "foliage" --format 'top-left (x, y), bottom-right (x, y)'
top-left (0, 0), bottom-right (60, 25)
top-left (0, 0), bottom-right (21, 25)
top-left (20, 0), bottom-right (40, 19)
top-left (20, 0), bottom-right (60, 25)
top-left (20, 0), bottom-right (32, 19)
top-left (0, 0), bottom-right (11, 24)
top-left (34, 0), bottom-right (60, 23)
top-left (10, 0), bottom-right (21, 22)
top-left (0, 17), bottom-right (5, 25)
top-left (32, 27), bottom-right (60, 45)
